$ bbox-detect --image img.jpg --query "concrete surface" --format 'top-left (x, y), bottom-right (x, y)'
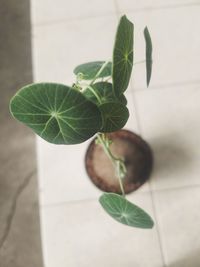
top-left (0, 1), bottom-right (43, 266)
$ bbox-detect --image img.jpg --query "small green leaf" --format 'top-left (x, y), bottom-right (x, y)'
top-left (73, 61), bottom-right (112, 80)
top-left (99, 193), bottom-right (154, 228)
top-left (99, 101), bottom-right (129, 133)
top-left (83, 82), bottom-right (127, 106)
top-left (118, 94), bottom-right (127, 106)
top-left (112, 15), bottom-right (134, 96)
top-left (144, 27), bottom-right (153, 87)
top-left (10, 83), bottom-right (102, 144)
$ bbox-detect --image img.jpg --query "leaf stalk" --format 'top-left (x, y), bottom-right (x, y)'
top-left (96, 133), bottom-right (126, 197)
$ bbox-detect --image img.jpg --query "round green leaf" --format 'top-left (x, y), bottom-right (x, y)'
top-left (83, 82), bottom-right (127, 106)
top-left (99, 101), bottom-right (129, 133)
top-left (144, 26), bottom-right (153, 87)
top-left (99, 193), bottom-right (154, 228)
top-left (112, 15), bottom-right (134, 96)
top-left (10, 83), bottom-right (102, 144)
top-left (73, 61), bottom-right (112, 80)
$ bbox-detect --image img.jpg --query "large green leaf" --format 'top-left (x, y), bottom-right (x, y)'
top-left (112, 15), bottom-right (134, 96)
top-left (99, 193), bottom-right (154, 228)
top-left (144, 27), bottom-right (153, 87)
top-left (83, 82), bottom-right (127, 106)
top-left (73, 61), bottom-right (112, 80)
top-left (10, 83), bottom-right (102, 144)
top-left (99, 101), bottom-right (129, 133)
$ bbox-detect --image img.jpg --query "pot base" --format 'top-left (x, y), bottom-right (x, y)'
top-left (85, 129), bottom-right (153, 194)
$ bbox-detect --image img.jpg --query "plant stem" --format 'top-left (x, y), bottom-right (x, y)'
top-left (96, 133), bottom-right (126, 197)
top-left (134, 60), bottom-right (146, 65)
top-left (86, 85), bottom-right (102, 104)
top-left (90, 61), bottom-right (110, 85)
top-left (105, 76), bottom-right (112, 82)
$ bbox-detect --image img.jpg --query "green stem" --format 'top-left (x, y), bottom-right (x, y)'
top-left (105, 76), bottom-right (112, 82)
top-left (116, 161), bottom-right (125, 197)
top-left (96, 133), bottom-right (126, 197)
top-left (134, 60), bottom-right (146, 65)
top-left (90, 61), bottom-right (110, 85)
top-left (86, 85), bottom-right (102, 104)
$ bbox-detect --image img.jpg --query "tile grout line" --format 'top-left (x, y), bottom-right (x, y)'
top-left (134, 79), bottom-right (200, 92)
top-left (32, 1), bottom-right (200, 28)
top-left (131, 87), bottom-right (167, 267)
top-left (32, 12), bottom-right (116, 28)
top-left (40, 183), bottom-right (200, 208)
top-left (149, 189), bottom-right (167, 267)
top-left (119, 1), bottom-right (200, 14)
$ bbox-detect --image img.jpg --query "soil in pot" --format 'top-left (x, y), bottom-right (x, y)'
top-left (85, 129), bottom-right (153, 194)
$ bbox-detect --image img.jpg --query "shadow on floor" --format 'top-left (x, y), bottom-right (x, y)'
top-left (0, 0), bottom-right (43, 266)
top-left (150, 133), bottom-right (193, 180)
top-left (167, 249), bottom-right (200, 267)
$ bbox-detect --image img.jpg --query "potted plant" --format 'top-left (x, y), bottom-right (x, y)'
top-left (9, 15), bottom-right (154, 229)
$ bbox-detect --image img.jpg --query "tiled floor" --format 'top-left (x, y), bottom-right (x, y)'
top-left (32, 1), bottom-right (200, 266)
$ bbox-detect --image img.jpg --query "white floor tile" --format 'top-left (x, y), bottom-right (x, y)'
top-left (32, 16), bottom-right (117, 84)
top-left (134, 85), bottom-right (200, 190)
top-left (116, 0), bottom-right (200, 14)
top-left (122, 6), bottom-right (200, 90)
top-left (40, 192), bottom-right (163, 267)
top-left (31, 0), bottom-right (116, 25)
top-left (154, 187), bottom-right (200, 267)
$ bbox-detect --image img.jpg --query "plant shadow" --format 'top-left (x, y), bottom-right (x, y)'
top-left (149, 133), bottom-right (194, 181)
top-left (167, 249), bottom-right (200, 267)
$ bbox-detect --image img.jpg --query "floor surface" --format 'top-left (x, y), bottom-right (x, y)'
top-left (3, 0), bottom-right (200, 266)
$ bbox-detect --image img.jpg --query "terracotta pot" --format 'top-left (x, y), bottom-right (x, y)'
top-left (85, 129), bottom-right (153, 194)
